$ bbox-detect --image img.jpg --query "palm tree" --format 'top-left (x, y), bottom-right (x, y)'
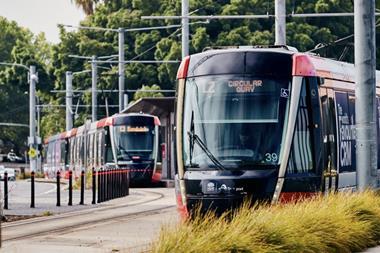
top-left (71, 0), bottom-right (96, 15)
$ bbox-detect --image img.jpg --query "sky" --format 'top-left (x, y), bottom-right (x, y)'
top-left (0, 0), bottom-right (85, 43)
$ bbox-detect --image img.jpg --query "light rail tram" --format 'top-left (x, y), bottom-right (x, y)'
top-left (44, 113), bottom-right (161, 186)
top-left (174, 45), bottom-right (380, 216)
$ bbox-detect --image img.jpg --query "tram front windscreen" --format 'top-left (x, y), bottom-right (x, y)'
top-left (182, 75), bottom-right (290, 170)
top-left (114, 125), bottom-right (155, 161)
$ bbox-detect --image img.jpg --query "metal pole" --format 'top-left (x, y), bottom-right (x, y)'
top-left (91, 56), bottom-right (98, 122)
top-left (68, 170), bottom-right (72, 206)
top-left (36, 98), bottom-right (41, 137)
top-left (30, 171), bottom-right (35, 208)
top-left (124, 94), bottom-right (128, 109)
top-left (355, 0), bottom-right (377, 190)
top-left (105, 97), bottom-right (110, 117)
top-left (92, 168), bottom-right (96, 204)
top-left (275, 0), bottom-right (286, 45)
top-left (56, 171), bottom-right (61, 207)
top-left (181, 0), bottom-right (189, 58)
top-left (29, 66), bottom-right (37, 173)
top-left (80, 170), bottom-right (85, 205)
top-left (66, 71), bottom-right (73, 131)
top-left (119, 28), bottom-right (125, 112)
top-left (4, 172), bottom-right (8, 210)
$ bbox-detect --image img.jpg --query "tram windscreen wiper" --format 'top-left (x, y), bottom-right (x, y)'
top-left (118, 145), bottom-right (133, 160)
top-left (188, 130), bottom-right (225, 170)
top-left (187, 110), bottom-right (225, 170)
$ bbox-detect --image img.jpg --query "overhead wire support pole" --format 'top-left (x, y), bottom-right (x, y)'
top-left (355, 0), bottom-right (378, 190)
top-left (118, 28), bottom-right (125, 112)
top-left (63, 23), bottom-right (187, 113)
top-left (65, 71), bottom-right (73, 131)
top-left (29, 65), bottom-right (38, 173)
top-left (182, 0), bottom-right (189, 58)
top-left (275, 0), bottom-right (286, 45)
top-left (0, 62), bottom-right (37, 171)
top-left (65, 69), bottom-right (91, 130)
top-left (91, 55), bottom-right (98, 122)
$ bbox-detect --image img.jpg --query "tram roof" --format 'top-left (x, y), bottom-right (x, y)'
top-left (178, 46), bottom-right (380, 86)
top-left (45, 113), bottom-right (160, 143)
top-left (123, 97), bottom-right (175, 117)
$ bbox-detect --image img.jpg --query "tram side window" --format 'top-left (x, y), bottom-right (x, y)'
top-left (92, 133), bottom-right (98, 168)
top-left (74, 137), bottom-right (80, 169)
top-left (55, 140), bottom-right (61, 169)
top-left (98, 131), bottom-right (105, 167)
top-left (105, 129), bottom-right (113, 163)
top-left (47, 142), bottom-right (53, 167)
top-left (66, 139), bottom-right (71, 166)
top-left (60, 140), bottom-right (66, 167)
top-left (80, 136), bottom-right (85, 169)
top-left (287, 83), bottom-right (314, 174)
top-left (69, 137), bottom-right (75, 169)
top-left (88, 133), bottom-right (94, 168)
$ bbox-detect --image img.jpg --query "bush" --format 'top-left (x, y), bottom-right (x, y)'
top-left (16, 171), bottom-right (44, 180)
top-left (151, 191), bottom-right (380, 253)
top-left (73, 170), bottom-right (93, 190)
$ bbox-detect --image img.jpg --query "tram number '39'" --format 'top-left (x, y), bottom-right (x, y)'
top-left (265, 153), bottom-right (278, 162)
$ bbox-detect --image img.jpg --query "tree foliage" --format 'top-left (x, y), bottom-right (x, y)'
top-left (133, 84), bottom-right (164, 102)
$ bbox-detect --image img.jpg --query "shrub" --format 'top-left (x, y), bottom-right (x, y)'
top-left (73, 170), bottom-right (93, 190)
top-left (151, 191), bottom-right (380, 253)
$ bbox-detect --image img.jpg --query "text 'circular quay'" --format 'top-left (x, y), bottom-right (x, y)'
top-left (0, 0), bottom-right (380, 252)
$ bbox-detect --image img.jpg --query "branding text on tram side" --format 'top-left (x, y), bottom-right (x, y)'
top-left (336, 102), bottom-right (356, 168)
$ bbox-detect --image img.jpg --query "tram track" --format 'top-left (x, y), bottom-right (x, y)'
top-left (2, 188), bottom-right (176, 243)
top-left (4, 206), bottom-right (174, 242)
top-left (2, 189), bottom-right (164, 228)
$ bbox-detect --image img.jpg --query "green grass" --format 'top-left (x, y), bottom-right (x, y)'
top-left (151, 191), bottom-right (380, 253)
top-left (42, 211), bottom-right (53, 216)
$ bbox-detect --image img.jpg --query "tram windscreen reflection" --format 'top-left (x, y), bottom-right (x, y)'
top-left (114, 125), bottom-right (154, 161)
top-left (182, 75), bottom-right (290, 169)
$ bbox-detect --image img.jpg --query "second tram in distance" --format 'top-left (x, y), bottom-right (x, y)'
top-left (44, 113), bottom-right (161, 186)
top-left (174, 45), bottom-right (380, 217)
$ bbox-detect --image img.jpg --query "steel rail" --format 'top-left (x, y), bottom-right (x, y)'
top-left (4, 206), bottom-right (174, 242)
top-left (2, 189), bottom-right (166, 230)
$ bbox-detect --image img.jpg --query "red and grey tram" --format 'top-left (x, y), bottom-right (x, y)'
top-left (44, 113), bottom-right (161, 186)
top-left (174, 46), bottom-right (380, 217)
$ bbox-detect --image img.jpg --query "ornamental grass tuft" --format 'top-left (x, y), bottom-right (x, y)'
top-left (151, 191), bottom-right (380, 253)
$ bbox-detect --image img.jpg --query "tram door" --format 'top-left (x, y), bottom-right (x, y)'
top-left (320, 88), bottom-right (338, 194)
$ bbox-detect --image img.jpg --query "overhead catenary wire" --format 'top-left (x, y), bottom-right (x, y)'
top-left (307, 21), bottom-right (380, 53)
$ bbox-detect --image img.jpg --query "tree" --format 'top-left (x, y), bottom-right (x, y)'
top-left (32, 0), bottom-right (380, 139)
top-left (71, 0), bottom-right (96, 15)
top-left (133, 84), bottom-right (164, 102)
top-left (0, 17), bottom-right (53, 152)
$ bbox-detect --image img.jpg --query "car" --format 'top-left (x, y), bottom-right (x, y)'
top-left (0, 167), bottom-right (16, 181)
top-left (7, 152), bottom-right (23, 163)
